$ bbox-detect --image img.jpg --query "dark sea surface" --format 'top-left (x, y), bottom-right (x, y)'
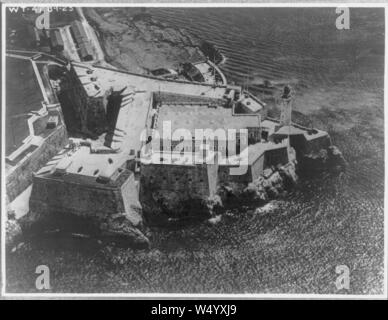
top-left (148, 8), bottom-right (384, 94)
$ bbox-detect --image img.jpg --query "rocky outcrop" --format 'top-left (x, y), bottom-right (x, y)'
top-left (19, 169), bottom-right (150, 248)
top-left (217, 161), bottom-right (298, 207)
top-left (99, 214), bottom-right (150, 249)
top-left (141, 190), bottom-right (221, 226)
top-left (243, 162), bottom-right (298, 202)
top-left (85, 8), bottom-right (205, 74)
top-left (19, 208), bottom-right (150, 249)
top-left (299, 145), bottom-right (347, 176)
top-left (327, 145), bottom-right (348, 171)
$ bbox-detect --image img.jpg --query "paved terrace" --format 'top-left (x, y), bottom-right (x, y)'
top-left (73, 63), bottom-right (228, 99)
top-left (156, 103), bottom-right (261, 136)
top-left (36, 144), bottom-right (130, 180)
top-left (107, 91), bottom-right (152, 153)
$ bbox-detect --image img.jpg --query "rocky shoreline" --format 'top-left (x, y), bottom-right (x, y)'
top-left (84, 8), bottom-right (209, 74)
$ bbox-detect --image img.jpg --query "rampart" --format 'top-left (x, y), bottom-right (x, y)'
top-left (6, 123), bottom-right (68, 202)
top-left (29, 169), bottom-right (142, 226)
top-left (139, 155), bottom-right (219, 222)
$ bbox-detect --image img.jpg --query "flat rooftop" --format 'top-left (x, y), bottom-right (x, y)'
top-left (36, 145), bottom-right (129, 178)
top-left (157, 103), bottom-right (261, 136)
top-left (238, 93), bottom-right (264, 113)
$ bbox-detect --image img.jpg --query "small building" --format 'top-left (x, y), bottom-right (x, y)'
top-left (50, 29), bottom-right (64, 52)
top-left (79, 43), bottom-right (94, 61)
top-left (234, 91), bottom-right (265, 115)
top-left (71, 20), bottom-right (88, 44)
top-left (46, 115), bottom-right (59, 129)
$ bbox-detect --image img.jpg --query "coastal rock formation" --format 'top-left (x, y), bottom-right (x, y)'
top-left (215, 161), bottom-right (298, 211)
top-left (300, 145), bottom-right (347, 176)
top-left (19, 169), bottom-right (150, 248)
top-left (141, 191), bottom-right (221, 226)
top-left (243, 162), bottom-right (298, 202)
top-left (19, 209), bottom-right (150, 249)
top-left (85, 8), bottom-right (205, 73)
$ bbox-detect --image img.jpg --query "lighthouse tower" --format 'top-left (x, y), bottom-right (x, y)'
top-left (280, 85), bottom-right (293, 126)
top-left (279, 85), bottom-right (293, 159)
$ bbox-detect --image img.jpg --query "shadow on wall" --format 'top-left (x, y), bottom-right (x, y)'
top-left (104, 92), bottom-right (123, 147)
top-left (47, 64), bottom-right (82, 132)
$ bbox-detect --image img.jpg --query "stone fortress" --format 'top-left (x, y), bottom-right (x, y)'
top-left (5, 9), bottom-right (344, 246)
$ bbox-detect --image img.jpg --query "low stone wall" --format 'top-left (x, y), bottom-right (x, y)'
top-left (153, 91), bottom-right (224, 107)
top-left (6, 124), bottom-right (68, 201)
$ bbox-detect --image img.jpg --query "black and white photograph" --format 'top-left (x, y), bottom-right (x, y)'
top-left (1, 1), bottom-right (386, 300)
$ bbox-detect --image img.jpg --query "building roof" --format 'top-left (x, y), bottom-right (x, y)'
top-left (50, 29), bottom-right (64, 48)
top-left (71, 20), bottom-right (88, 42)
top-left (36, 144), bottom-right (129, 179)
top-left (79, 43), bottom-right (94, 58)
top-left (272, 125), bottom-right (306, 136)
top-left (157, 103), bottom-right (261, 139)
top-left (235, 91), bottom-right (265, 114)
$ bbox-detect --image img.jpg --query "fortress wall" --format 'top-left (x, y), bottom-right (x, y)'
top-left (305, 135), bottom-right (332, 154)
top-left (90, 64), bottom-right (228, 90)
top-left (207, 161), bottom-right (219, 198)
top-left (120, 171), bottom-right (143, 226)
top-left (29, 171), bottom-right (141, 219)
top-left (154, 92), bottom-right (224, 106)
top-left (6, 124), bottom-right (68, 202)
top-left (59, 66), bottom-right (108, 134)
top-left (289, 135), bottom-right (308, 157)
top-left (218, 165), bottom-right (252, 184)
top-left (218, 147), bottom-right (287, 186)
top-left (263, 147), bottom-right (289, 169)
top-left (140, 163), bottom-right (213, 199)
top-left (139, 161), bottom-right (220, 220)
top-left (29, 177), bottom-right (124, 218)
top-left (250, 154), bottom-right (265, 181)
top-left (57, 67), bottom-right (88, 131)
